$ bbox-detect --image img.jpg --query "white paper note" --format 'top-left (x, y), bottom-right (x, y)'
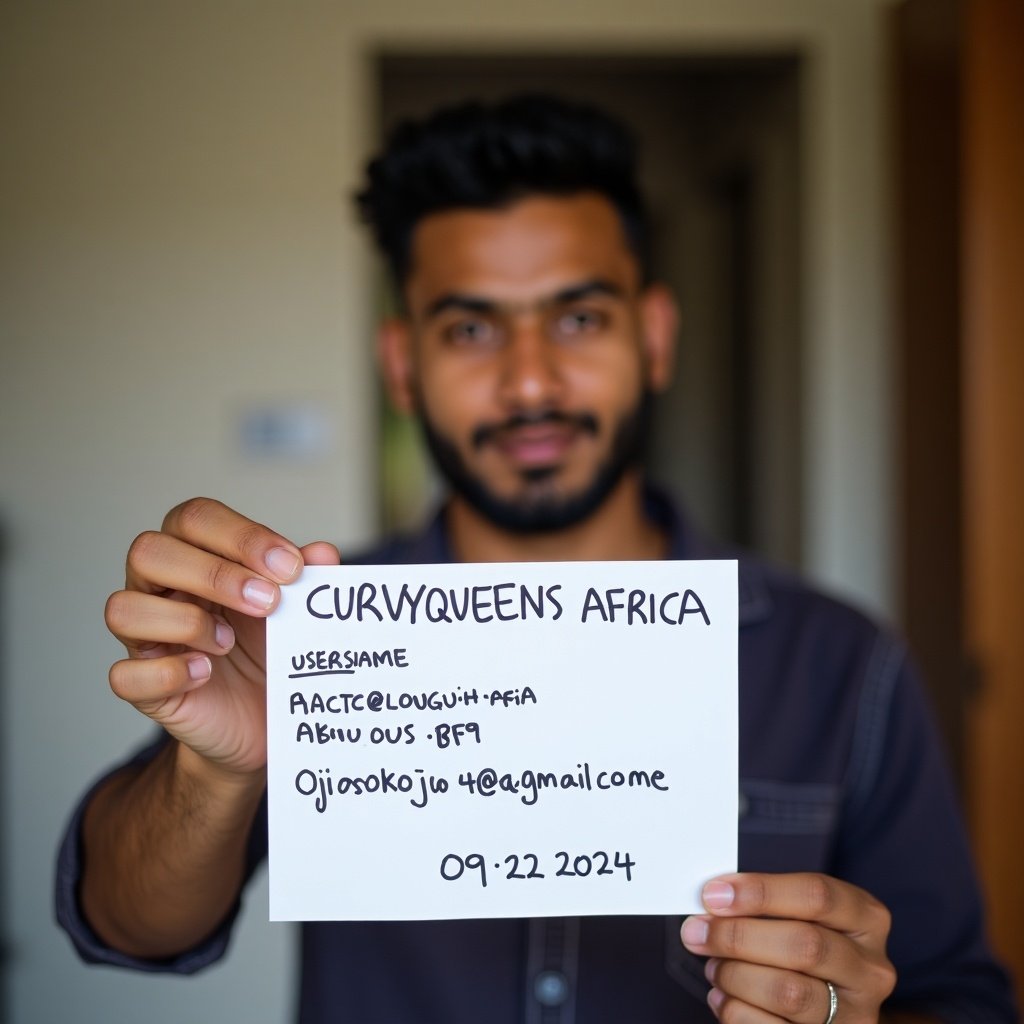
top-left (266, 560), bottom-right (737, 921)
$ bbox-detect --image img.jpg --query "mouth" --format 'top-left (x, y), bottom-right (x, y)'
top-left (494, 422), bottom-right (579, 468)
top-left (473, 412), bottom-right (599, 471)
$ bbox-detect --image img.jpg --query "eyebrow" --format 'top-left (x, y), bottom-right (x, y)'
top-left (422, 278), bottom-right (626, 321)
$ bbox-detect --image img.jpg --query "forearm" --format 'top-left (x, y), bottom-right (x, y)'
top-left (80, 739), bottom-right (265, 959)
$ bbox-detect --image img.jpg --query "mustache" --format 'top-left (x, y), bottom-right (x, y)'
top-left (471, 410), bottom-right (600, 450)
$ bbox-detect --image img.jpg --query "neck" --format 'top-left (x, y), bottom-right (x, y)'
top-left (445, 472), bottom-right (667, 563)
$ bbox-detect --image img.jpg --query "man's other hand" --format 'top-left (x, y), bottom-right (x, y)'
top-left (681, 872), bottom-right (896, 1022)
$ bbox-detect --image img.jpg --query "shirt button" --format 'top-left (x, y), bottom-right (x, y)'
top-left (534, 970), bottom-right (569, 1007)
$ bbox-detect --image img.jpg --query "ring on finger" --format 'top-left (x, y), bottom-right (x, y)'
top-left (823, 980), bottom-right (839, 1024)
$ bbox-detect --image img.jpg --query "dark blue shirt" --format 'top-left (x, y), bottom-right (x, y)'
top-left (56, 494), bottom-right (1017, 1022)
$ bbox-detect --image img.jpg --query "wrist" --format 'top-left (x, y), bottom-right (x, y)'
top-left (172, 741), bottom-right (266, 813)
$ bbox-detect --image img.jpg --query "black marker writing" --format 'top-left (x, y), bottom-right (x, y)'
top-left (289, 687), bottom-right (482, 715)
top-left (580, 587), bottom-right (710, 626)
top-left (305, 582), bottom-right (563, 624)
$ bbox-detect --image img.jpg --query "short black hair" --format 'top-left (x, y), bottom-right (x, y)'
top-left (355, 94), bottom-right (651, 288)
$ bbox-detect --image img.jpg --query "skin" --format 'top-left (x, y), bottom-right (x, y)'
top-left (377, 193), bottom-right (676, 562)
top-left (84, 193), bottom-right (932, 1021)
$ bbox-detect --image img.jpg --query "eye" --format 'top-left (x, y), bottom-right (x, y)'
top-left (552, 307), bottom-right (609, 338)
top-left (442, 318), bottom-right (502, 348)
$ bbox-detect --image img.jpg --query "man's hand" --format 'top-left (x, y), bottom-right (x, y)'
top-left (82, 498), bottom-right (341, 958)
top-left (681, 872), bottom-right (896, 1023)
top-left (104, 497), bottom-right (340, 778)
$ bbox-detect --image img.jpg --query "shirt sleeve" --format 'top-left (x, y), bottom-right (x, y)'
top-left (835, 635), bottom-right (1018, 1022)
top-left (54, 732), bottom-right (269, 975)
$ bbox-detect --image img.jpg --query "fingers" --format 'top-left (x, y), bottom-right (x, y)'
top-left (682, 913), bottom-right (865, 989)
top-left (698, 873), bottom-right (891, 948)
top-left (105, 590), bottom-right (233, 711)
top-left (112, 498), bottom-right (341, 662)
top-left (109, 651), bottom-right (212, 715)
top-left (119, 536), bottom-right (340, 627)
top-left (123, 498), bottom-right (303, 611)
top-left (161, 498), bottom-right (303, 582)
top-left (108, 497), bottom-right (340, 703)
top-left (301, 541), bottom-right (341, 566)
top-left (105, 591), bottom-right (235, 656)
top-left (126, 531), bottom-right (293, 616)
top-left (705, 958), bottom-right (835, 1023)
top-left (681, 873), bottom-right (897, 1018)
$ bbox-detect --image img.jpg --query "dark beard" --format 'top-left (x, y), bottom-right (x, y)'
top-left (418, 393), bottom-right (652, 535)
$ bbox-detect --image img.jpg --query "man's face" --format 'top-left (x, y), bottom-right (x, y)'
top-left (381, 193), bottom-right (675, 533)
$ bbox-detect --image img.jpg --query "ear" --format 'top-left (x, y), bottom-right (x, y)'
top-left (377, 316), bottom-right (416, 414)
top-left (638, 283), bottom-right (678, 393)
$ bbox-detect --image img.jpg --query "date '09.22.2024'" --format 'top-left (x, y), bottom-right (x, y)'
top-left (440, 850), bottom-right (636, 888)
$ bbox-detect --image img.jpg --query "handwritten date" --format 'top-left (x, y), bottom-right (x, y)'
top-left (440, 850), bottom-right (635, 888)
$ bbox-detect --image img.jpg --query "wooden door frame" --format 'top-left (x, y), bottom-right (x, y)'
top-left (894, 0), bottom-right (1024, 991)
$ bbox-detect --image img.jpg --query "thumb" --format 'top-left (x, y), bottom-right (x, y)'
top-left (300, 541), bottom-right (342, 566)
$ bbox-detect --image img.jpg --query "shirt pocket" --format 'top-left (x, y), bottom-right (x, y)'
top-left (737, 779), bottom-right (843, 873)
top-left (738, 779), bottom-right (842, 836)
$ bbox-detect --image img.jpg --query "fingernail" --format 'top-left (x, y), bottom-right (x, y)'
top-left (187, 655), bottom-right (212, 681)
top-left (704, 958), bottom-right (719, 984)
top-left (707, 988), bottom-right (725, 1012)
top-left (265, 546), bottom-right (301, 581)
top-left (681, 916), bottom-right (709, 948)
top-left (243, 578), bottom-right (276, 610)
top-left (703, 881), bottom-right (735, 910)
top-left (215, 621), bottom-right (234, 650)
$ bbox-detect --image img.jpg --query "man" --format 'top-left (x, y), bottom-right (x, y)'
top-left (57, 96), bottom-right (1015, 1022)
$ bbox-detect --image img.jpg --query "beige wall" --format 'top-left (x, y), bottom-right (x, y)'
top-left (0, 2), bottom-right (896, 1020)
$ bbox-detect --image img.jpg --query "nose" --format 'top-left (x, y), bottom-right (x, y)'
top-left (496, 318), bottom-right (565, 410)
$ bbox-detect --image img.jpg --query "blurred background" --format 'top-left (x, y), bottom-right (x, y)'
top-left (0, 0), bottom-right (1020, 1020)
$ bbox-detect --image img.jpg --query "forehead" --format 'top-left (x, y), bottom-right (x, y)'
top-left (404, 193), bottom-right (640, 311)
